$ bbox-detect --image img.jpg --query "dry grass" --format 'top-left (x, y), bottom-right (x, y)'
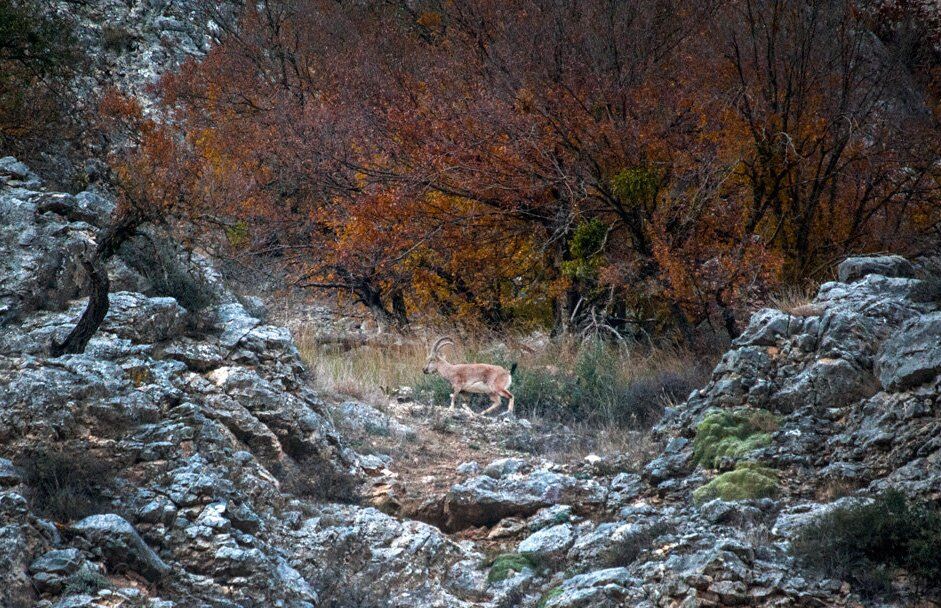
top-left (295, 329), bottom-right (713, 428)
top-left (767, 284), bottom-right (820, 315)
top-left (294, 330), bottom-right (430, 402)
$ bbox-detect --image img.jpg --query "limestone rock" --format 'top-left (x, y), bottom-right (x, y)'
top-left (71, 514), bottom-right (170, 582)
top-left (837, 255), bottom-right (915, 283)
top-left (877, 311), bottom-right (941, 390)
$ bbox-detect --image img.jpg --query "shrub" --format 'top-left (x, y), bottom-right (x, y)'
top-left (487, 553), bottom-right (542, 583)
top-left (17, 447), bottom-right (115, 522)
top-left (63, 564), bottom-right (111, 595)
top-left (101, 25), bottom-right (134, 53)
top-left (119, 235), bottom-right (218, 312)
top-left (414, 373), bottom-right (455, 407)
top-left (537, 588), bottom-right (563, 608)
top-left (692, 408), bottom-right (778, 468)
top-left (792, 490), bottom-right (941, 598)
top-left (275, 455), bottom-right (362, 505)
top-left (603, 521), bottom-right (673, 567)
top-left (692, 462), bottom-right (778, 504)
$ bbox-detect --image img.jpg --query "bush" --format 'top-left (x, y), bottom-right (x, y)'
top-left (536, 588), bottom-right (563, 608)
top-left (63, 564), bottom-right (111, 595)
top-left (792, 490), bottom-right (941, 598)
top-left (692, 408), bottom-right (778, 468)
top-left (17, 447), bottom-right (115, 522)
top-left (119, 235), bottom-right (218, 312)
top-left (101, 25), bottom-right (134, 52)
top-left (603, 521), bottom-right (672, 567)
top-left (275, 455), bottom-right (362, 505)
top-left (692, 462), bottom-right (778, 504)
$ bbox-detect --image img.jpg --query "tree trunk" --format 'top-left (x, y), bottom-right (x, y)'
top-left (50, 212), bottom-right (140, 356)
top-left (50, 258), bottom-right (110, 356)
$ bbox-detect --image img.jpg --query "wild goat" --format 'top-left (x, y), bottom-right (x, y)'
top-left (422, 337), bottom-right (516, 417)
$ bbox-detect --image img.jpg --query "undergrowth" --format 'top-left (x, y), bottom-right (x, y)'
top-left (17, 446), bottom-right (116, 522)
top-left (792, 490), bottom-right (941, 599)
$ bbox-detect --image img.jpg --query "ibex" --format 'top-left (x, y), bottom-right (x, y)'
top-left (423, 337), bottom-right (516, 417)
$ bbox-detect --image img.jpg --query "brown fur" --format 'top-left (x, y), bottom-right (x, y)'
top-left (422, 337), bottom-right (515, 417)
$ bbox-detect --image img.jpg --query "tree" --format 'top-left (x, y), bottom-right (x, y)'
top-left (51, 91), bottom-right (197, 355)
top-left (140, 0), bottom-right (940, 339)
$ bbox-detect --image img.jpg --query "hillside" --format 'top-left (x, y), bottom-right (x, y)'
top-left (1, 158), bottom-right (940, 607)
top-left (3, 0), bottom-right (941, 607)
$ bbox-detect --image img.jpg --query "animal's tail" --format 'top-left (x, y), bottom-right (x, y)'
top-left (510, 362), bottom-right (518, 374)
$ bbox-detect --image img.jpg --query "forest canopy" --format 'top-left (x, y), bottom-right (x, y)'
top-left (111, 0), bottom-right (941, 339)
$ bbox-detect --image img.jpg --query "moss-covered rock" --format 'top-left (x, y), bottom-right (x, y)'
top-left (693, 462), bottom-right (779, 504)
top-left (692, 408), bottom-right (778, 468)
top-left (487, 552), bottom-right (540, 583)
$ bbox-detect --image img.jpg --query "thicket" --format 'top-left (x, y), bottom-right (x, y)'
top-left (16, 446), bottom-right (116, 522)
top-left (117, 0), bottom-right (941, 342)
top-left (0, 0), bottom-right (84, 172)
top-left (792, 490), bottom-right (941, 598)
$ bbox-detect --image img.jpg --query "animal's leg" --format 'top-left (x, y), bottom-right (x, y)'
top-left (503, 389), bottom-right (515, 418)
top-left (480, 393), bottom-right (503, 416)
top-left (449, 392), bottom-right (457, 410)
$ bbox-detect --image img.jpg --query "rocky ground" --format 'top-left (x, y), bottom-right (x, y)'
top-left (2, 157), bottom-right (941, 608)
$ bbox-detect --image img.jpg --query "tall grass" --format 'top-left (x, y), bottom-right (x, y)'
top-left (295, 330), bottom-right (430, 402)
top-left (295, 330), bottom-right (714, 431)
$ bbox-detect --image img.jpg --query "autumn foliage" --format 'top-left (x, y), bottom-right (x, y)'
top-left (120, 0), bottom-right (940, 338)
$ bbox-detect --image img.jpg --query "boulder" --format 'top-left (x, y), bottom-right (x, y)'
top-left (517, 523), bottom-right (574, 560)
top-left (544, 568), bottom-right (637, 608)
top-left (482, 457), bottom-right (529, 479)
top-left (71, 513), bottom-right (170, 581)
top-left (101, 292), bottom-right (187, 344)
top-left (29, 548), bottom-right (87, 593)
top-left (0, 458), bottom-right (20, 486)
top-left (877, 311), bottom-right (941, 390)
top-left (444, 471), bottom-right (599, 530)
top-left (838, 255), bottom-right (915, 283)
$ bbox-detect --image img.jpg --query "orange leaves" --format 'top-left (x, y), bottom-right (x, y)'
top-left (126, 0), bottom-right (940, 334)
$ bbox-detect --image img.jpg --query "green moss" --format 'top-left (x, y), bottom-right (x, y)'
top-left (693, 462), bottom-right (779, 504)
top-left (487, 553), bottom-right (539, 583)
top-left (693, 408), bottom-right (778, 468)
top-left (536, 587), bottom-right (563, 608)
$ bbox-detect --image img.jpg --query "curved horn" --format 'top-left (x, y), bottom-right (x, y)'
top-left (430, 336), bottom-right (455, 356)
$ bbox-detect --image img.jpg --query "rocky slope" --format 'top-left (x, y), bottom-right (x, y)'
top-left (0, 159), bottom-right (485, 608)
top-left (1, 155), bottom-right (940, 608)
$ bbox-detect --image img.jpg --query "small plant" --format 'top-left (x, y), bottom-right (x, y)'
top-left (63, 564), bottom-right (111, 595)
top-left (536, 587), bottom-right (563, 608)
top-left (692, 462), bottom-right (778, 504)
top-left (487, 553), bottom-right (541, 583)
top-left (101, 25), bottom-right (133, 52)
top-left (276, 455), bottom-right (362, 505)
top-left (692, 407), bottom-right (778, 468)
top-left (119, 235), bottom-right (218, 313)
top-left (792, 490), bottom-right (941, 599)
top-left (17, 447), bottom-right (114, 522)
top-left (603, 521), bottom-right (672, 567)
